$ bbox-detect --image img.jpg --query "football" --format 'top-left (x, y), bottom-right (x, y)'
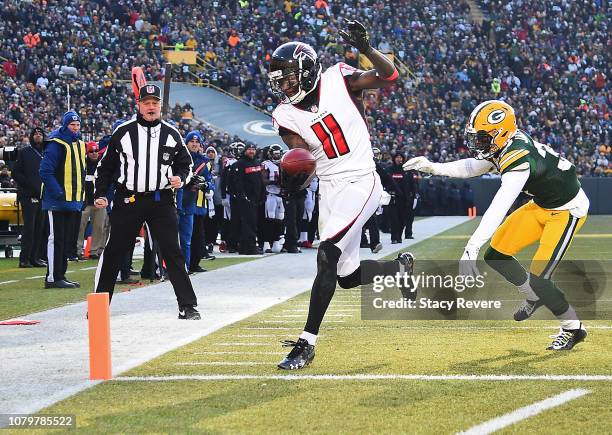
top-left (280, 148), bottom-right (316, 177)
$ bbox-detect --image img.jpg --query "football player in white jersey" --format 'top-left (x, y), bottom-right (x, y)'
top-left (261, 144), bottom-right (285, 253)
top-left (269, 20), bottom-right (414, 369)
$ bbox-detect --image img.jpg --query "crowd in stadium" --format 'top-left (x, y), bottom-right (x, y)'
top-left (0, 0), bottom-right (609, 178)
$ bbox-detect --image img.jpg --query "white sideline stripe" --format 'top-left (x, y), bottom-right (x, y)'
top-left (272, 314), bottom-right (352, 318)
top-left (0, 280), bottom-right (18, 285)
top-left (194, 352), bottom-right (286, 356)
top-left (242, 326), bottom-right (612, 331)
top-left (114, 375), bottom-right (612, 382)
top-left (261, 320), bottom-right (345, 324)
top-left (457, 389), bottom-right (591, 435)
top-left (283, 309), bottom-right (357, 313)
top-left (231, 334), bottom-right (285, 338)
top-left (176, 362), bottom-right (270, 366)
top-left (214, 342), bottom-right (272, 346)
top-left (26, 275), bottom-right (46, 280)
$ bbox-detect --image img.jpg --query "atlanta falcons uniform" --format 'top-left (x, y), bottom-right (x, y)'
top-left (272, 63), bottom-right (383, 276)
top-left (262, 159), bottom-right (284, 220)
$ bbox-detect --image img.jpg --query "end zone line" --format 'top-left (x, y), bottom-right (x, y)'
top-left (193, 352), bottom-right (286, 355)
top-left (176, 362), bottom-right (271, 366)
top-left (114, 374), bottom-right (612, 382)
top-left (457, 389), bottom-right (591, 435)
top-left (243, 325), bottom-right (612, 331)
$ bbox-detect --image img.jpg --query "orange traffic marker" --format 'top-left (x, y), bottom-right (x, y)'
top-left (87, 293), bottom-right (112, 380)
top-left (468, 207), bottom-right (473, 217)
top-left (84, 236), bottom-right (92, 259)
top-left (472, 206), bottom-right (477, 217)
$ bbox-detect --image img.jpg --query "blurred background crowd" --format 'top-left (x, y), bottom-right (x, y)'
top-left (0, 0), bottom-right (609, 179)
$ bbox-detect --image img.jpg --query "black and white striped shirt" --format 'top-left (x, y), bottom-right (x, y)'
top-left (94, 116), bottom-right (193, 197)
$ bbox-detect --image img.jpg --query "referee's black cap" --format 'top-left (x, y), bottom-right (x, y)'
top-left (139, 84), bottom-right (161, 100)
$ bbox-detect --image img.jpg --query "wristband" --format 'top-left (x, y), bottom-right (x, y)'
top-left (382, 69), bottom-right (399, 81)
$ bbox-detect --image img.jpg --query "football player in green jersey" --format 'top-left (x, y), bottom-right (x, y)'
top-left (404, 100), bottom-right (590, 351)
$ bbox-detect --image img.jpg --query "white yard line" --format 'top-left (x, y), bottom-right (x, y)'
top-left (272, 314), bottom-right (353, 318)
top-left (0, 280), bottom-right (18, 285)
top-left (0, 216), bottom-right (469, 415)
top-left (283, 309), bottom-right (358, 313)
top-left (193, 351), bottom-right (284, 356)
top-left (193, 351), bottom-right (286, 356)
top-left (25, 275), bottom-right (46, 280)
top-left (242, 325), bottom-right (612, 331)
top-left (214, 342), bottom-right (273, 346)
top-left (114, 374), bottom-right (612, 382)
top-left (260, 320), bottom-right (346, 324)
top-left (175, 362), bottom-right (271, 366)
top-left (79, 266), bottom-right (99, 271)
top-left (457, 389), bottom-right (591, 435)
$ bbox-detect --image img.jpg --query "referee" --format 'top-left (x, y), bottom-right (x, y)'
top-left (93, 84), bottom-right (200, 320)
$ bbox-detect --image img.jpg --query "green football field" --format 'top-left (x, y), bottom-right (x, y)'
top-left (24, 216), bottom-right (612, 433)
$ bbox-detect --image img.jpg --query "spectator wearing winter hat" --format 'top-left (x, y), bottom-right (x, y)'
top-left (176, 131), bottom-right (208, 270)
top-left (12, 127), bottom-right (47, 268)
top-left (39, 111), bottom-right (86, 288)
top-left (190, 142), bottom-right (216, 273)
top-left (76, 140), bottom-right (106, 260)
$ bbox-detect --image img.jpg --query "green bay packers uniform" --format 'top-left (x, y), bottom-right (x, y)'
top-left (491, 130), bottom-right (588, 278)
top-left (403, 99), bottom-right (589, 350)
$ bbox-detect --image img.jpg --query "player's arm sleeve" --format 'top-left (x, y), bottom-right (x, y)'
top-left (431, 158), bottom-right (494, 178)
top-left (39, 141), bottom-right (63, 198)
top-left (498, 149), bottom-right (531, 174)
top-left (219, 166), bottom-right (228, 197)
top-left (233, 163), bottom-right (245, 198)
top-left (94, 134), bottom-right (120, 199)
top-left (465, 169), bottom-right (530, 250)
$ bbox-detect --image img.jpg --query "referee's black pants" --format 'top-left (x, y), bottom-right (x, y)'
top-left (95, 190), bottom-right (197, 307)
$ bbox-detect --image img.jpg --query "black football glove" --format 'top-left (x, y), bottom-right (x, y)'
top-left (338, 19), bottom-right (371, 53)
top-left (187, 174), bottom-right (206, 191)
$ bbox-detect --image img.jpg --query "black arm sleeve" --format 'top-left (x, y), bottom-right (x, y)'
top-left (220, 164), bottom-right (229, 198)
top-left (376, 163), bottom-right (395, 192)
top-left (12, 151), bottom-right (29, 193)
top-left (94, 134), bottom-right (121, 199)
top-left (233, 161), bottom-right (245, 198)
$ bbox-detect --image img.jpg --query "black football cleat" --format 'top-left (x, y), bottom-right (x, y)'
top-left (397, 251), bottom-right (415, 275)
top-left (178, 305), bottom-right (201, 320)
top-left (513, 298), bottom-right (544, 321)
top-left (44, 279), bottom-right (77, 289)
top-left (371, 242), bottom-right (383, 253)
top-left (189, 265), bottom-right (207, 273)
top-left (278, 338), bottom-right (315, 370)
top-left (547, 326), bottom-right (587, 351)
top-left (396, 252), bottom-right (415, 299)
top-left (65, 279), bottom-right (81, 288)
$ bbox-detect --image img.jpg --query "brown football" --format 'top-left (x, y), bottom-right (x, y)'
top-left (280, 148), bottom-right (316, 176)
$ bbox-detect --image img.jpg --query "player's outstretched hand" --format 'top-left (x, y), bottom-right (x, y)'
top-left (338, 19), bottom-right (371, 53)
top-left (403, 156), bottom-right (435, 174)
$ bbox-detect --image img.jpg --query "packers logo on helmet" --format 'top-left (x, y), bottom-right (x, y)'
top-left (465, 100), bottom-right (517, 159)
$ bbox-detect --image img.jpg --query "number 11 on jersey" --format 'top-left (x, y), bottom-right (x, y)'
top-left (311, 114), bottom-right (351, 159)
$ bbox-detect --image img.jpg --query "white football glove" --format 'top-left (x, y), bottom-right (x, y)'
top-left (403, 156), bottom-right (436, 174)
top-left (459, 245), bottom-right (481, 280)
top-left (221, 197), bottom-right (230, 208)
top-left (205, 190), bottom-right (214, 200)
